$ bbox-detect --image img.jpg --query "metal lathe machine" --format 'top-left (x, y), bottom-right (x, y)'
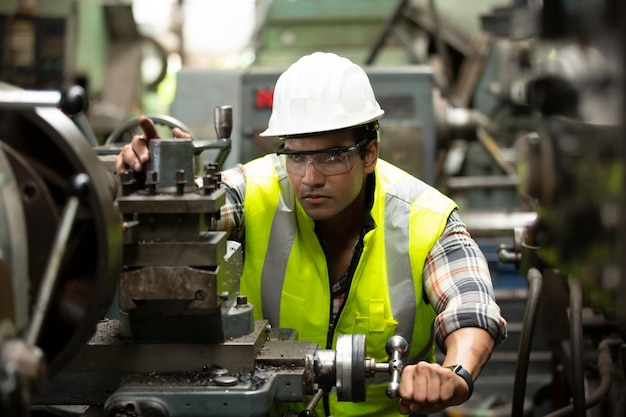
top-left (0, 91), bottom-right (407, 417)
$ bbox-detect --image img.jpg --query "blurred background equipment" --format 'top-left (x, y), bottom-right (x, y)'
top-left (0, 83), bottom-right (123, 416)
top-left (0, 0), bottom-right (169, 141)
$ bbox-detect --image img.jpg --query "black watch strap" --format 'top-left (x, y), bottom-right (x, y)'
top-left (447, 364), bottom-right (473, 398)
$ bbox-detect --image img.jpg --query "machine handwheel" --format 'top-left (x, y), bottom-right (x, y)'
top-left (0, 104), bottom-right (122, 376)
top-left (335, 333), bottom-right (366, 402)
top-left (104, 114), bottom-right (193, 145)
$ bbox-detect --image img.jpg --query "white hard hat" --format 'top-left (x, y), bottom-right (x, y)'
top-left (260, 52), bottom-right (385, 137)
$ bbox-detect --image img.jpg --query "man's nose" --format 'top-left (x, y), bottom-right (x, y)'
top-left (302, 159), bottom-right (325, 185)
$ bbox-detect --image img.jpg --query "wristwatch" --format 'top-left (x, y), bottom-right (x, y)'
top-left (447, 364), bottom-right (474, 398)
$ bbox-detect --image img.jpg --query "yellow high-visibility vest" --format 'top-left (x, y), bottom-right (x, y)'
top-left (240, 154), bottom-right (457, 416)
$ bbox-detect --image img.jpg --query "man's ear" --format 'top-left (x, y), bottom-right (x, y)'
top-left (364, 140), bottom-right (378, 174)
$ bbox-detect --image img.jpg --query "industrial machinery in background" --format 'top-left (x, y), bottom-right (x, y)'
top-left (0, 0), bottom-right (170, 142)
top-left (451, 1), bottom-right (626, 417)
top-left (0, 85), bottom-right (122, 415)
top-left (0, 87), bottom-right (411, 417)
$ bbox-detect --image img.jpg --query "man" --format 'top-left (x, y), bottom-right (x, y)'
top-left (116, 52), bottom-right (507, 416)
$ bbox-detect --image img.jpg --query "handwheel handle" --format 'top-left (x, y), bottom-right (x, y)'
top-left (104, 114), bottom-right (193, 145)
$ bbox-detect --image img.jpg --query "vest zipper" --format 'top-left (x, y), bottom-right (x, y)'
top-left (325, 231), bottom-right (366, 349)
top-left (323, 176), bottom-right (375, 416)
top-left (323, 236), bottom-right (364, 417)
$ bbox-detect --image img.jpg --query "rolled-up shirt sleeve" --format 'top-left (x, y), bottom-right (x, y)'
top-left (206, 164), bottom-right (246, 242)
top-left (423, 210), bottom-right (508, 351)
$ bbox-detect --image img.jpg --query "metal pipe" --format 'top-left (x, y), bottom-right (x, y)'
top-left (460, 211), bottom-right (536, 238)
top-left (446, 175), bottom-right (518, 190)
top-left (0, 86), bottom-right (87, 115)
top-left (511, 267), bottom-right (543, 417)
top-left (0, 90), bottom-right (62, 109)
top-left (568, 279), bottom-right (586, 417)
top-left (543, 337), bottom-right (617, 417)
top-left (497, 245), bottom-right (521, 264)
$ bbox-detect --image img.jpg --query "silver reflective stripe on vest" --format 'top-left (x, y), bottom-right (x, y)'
top-left (260, 155), bottom-right (295, 326)
top-left (384, 178), bottom-right (432, 363)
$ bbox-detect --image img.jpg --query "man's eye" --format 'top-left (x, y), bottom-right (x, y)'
top-left (287, 153), bottom-right (306, 162)
top-left (325, 152), bottom-right (345, 163)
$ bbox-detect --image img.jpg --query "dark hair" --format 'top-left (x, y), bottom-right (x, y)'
top-left (353, 121), bottom-right (380, 158)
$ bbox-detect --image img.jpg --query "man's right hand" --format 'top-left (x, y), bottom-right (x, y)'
top-left (114, 115), bottom-right (192, 174)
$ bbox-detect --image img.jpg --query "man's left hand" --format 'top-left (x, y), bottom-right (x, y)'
top-left (397, 361), bottom-right (470, 415)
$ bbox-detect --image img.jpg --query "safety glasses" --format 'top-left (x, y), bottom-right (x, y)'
top-left (276, 139), bottom-right (369, 177)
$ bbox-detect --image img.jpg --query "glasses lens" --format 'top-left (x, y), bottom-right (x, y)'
top-left (316, 150), bottom-right (355, 175)
top-left (283, 146), bottom-right (358, 176)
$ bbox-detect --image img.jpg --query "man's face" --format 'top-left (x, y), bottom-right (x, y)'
top-left (282, 130), bottom-right (377, 221)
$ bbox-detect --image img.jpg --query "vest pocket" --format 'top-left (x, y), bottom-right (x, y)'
top-left (352, 300), bottom-right (398, 361)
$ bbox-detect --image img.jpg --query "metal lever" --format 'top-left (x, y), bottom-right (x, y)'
top-left (497, 226), bottom-right (527, 265)
top-left (191, 105), bottom-right (233, 169)
top-left (26, 174), bottom-right (90, 346)
top-left (0, 85), bottom-right (88, 115)
top-left (298, 387), bottom-right (325, 417)
top-left (214, 105), bottom-right (233, 139)
top-left (385, 335), bottom-right (408, 399)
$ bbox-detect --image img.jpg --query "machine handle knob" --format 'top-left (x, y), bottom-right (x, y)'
top-left (60, 85), bottom-right (89, 116)
top-left (385, 335), bottom-right (408, 399)
top-left (191, 105), bottom-right (233, 156)
top-left (214, 105), bottom-right (233, 139)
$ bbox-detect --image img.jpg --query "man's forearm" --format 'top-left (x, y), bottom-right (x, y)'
top-left (441, 327), bottom-right (495, 379)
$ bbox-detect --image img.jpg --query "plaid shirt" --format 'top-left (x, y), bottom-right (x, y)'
top-left (209, 163), bottom-right (507, 350)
